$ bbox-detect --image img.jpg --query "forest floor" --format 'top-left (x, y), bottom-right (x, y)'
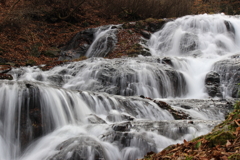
top-left (0, 2), bottom-right (121, 67)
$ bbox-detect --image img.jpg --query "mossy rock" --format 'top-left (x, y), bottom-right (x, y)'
top-left (228, 153), bottom-right (240, 160)
top-left (42, 48), bottom-right (61, 57)
top-left (206, 131), bottom-right (236, 147)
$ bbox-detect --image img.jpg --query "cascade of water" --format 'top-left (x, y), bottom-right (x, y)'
top-left (149, 14), bottom-right (240, 98)
top-left (0, 81), bottom-right (232, 160)
top-left (85, 25), bottom-right (118, 57)
top-left (10, 57), bottom-right (188, 98)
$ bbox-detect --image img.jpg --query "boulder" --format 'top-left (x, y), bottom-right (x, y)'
top-left (87, 114), bottom-right (106, 124)
top-left (49, 136), bottom-right (107, 160)
top-left (180, 32), bottom-right (198, 53)
top-left (212, 54), bottom-right (240, 98)
top-left (140, 30), bottom-right (151, 39)
top-left (205, 71), bottom-right (222, 98)
top-left (0, 73), bottom-right (13, 80)
top-left (0, 64), bottom-right (11, 73)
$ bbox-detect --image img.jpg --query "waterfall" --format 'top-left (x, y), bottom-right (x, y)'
top-left (1, 14), bottom-right (240, 160)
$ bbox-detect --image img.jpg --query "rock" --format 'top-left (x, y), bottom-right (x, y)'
top-left (207, 131), bottom-right (236, 147)
top-left (59, 25), bottom-right (118, 60)
top-left (212, 54), bottom-right (240, 98)
top-left (180, 32), bottom-right (198, 53)
top-left (101, 131), bottom-right (157, 155)
top-left (140, 30), bottom-right (151, 39)
top-left (87, 114), bottom-right (106, 124)
top-left (205, 71), bottom-right (222, 98)
top-left (0, 73), bottom-right (13, 80)
top-left (59, 27), bottom-right (95, 61)
top-left (42, 47), bottom-right (61, 57)
top-left (49, 136), bottom-right (107, 160)
top-left (0, 64), bottom-right (11, 73)
top-left (18, 85), bottom-right (43, 150)
top-left (45, 57), bottom-right (188, 98)
top-left (166, 99), bottom-right (234, 120)
top-left (224, 20), bottom-right (235, 35)
top-left (154, 100), bottom-right (191, 120)
top-left (162, 57), bottom-right (173, 66)
top-left (112, 122), bottom-right (132, 132)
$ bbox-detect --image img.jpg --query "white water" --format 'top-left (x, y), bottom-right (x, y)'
top-left (149, 14), bottom-right (240, 98)
top-left (0, 14), bottom-right (240, 160)
top-left (85, 25), bottom-right (118, 57)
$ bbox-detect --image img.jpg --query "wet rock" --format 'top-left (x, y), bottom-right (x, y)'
top-left (205, 71), bottom-right (222, 98)
top-left (224, 20), bottom-right (235, 35)
top-left (47, 75), bottom-right (64, 86)
top-left (166, 99), bottom-right (234, 120)
top-left (180, 32), bottom-right (198, 53)
top-left (140, 30), bottom-right (151, 39)
top-left (87, 114), bottom-right (106, 124)
top-left (212, 54), bottom-right (240, 98)
top-left (59, 57), bottom-right (187, 98)
top-left (0, 64), bottom-right (11, 73)
top-left (59, 25), bottom-right (118, 60)
top-left (146, 18), bottom-right (173, 32)
top-left (18, 85), bottom-right (43, 150)
top-left (162, 57), bottom-right (173, 66)
top-left (49, 136), bottom-right (107, 160)
top-left (154, 100), bottom-right (191, 120)
top-left (112, 122), bottom-right (132, 132)
top-left (101, 131), bottom-right (157, 155)
top-left (59, 28), bottom-right (95, 61)
top-left (0, 73), bottom-right (13, 80)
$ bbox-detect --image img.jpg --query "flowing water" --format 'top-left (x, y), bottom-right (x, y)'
top-left (1, 14), bottom-right (240, 160)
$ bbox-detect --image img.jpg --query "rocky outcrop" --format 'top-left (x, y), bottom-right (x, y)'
top-left (212, 54), bottom-right (240, 98)
top-left (0, 64), bottom-right (13, 80)
top-left (58, 18), bottom-right (172, 61)
top-left (18, 84), bottom-right (43, 151)
top-left (54, 57), bottom-right (188, 98)
top-left (59, 25), bottom-right (119, 61)
top-left (205, 71), bottom-right (222, 98)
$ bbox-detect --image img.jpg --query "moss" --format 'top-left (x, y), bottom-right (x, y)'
top-left (145, 18), bottom-right (155, 23)
top-left (42, 48), bottom-right (61, 57)
top-left (72, 56), bottom-right (87, 62)
top-left (206, 131), bottom-right (236, 147)
top-left (228, 153), bottom-right (240, 160)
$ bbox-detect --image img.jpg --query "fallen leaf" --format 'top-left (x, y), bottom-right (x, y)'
top-left (226, 140), bottom-right (231, 147)
top-left (235, 120), bottom-right (240, 126)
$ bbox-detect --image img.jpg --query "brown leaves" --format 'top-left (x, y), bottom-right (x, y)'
top-left (226, 140), bottom-right (231, 148)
